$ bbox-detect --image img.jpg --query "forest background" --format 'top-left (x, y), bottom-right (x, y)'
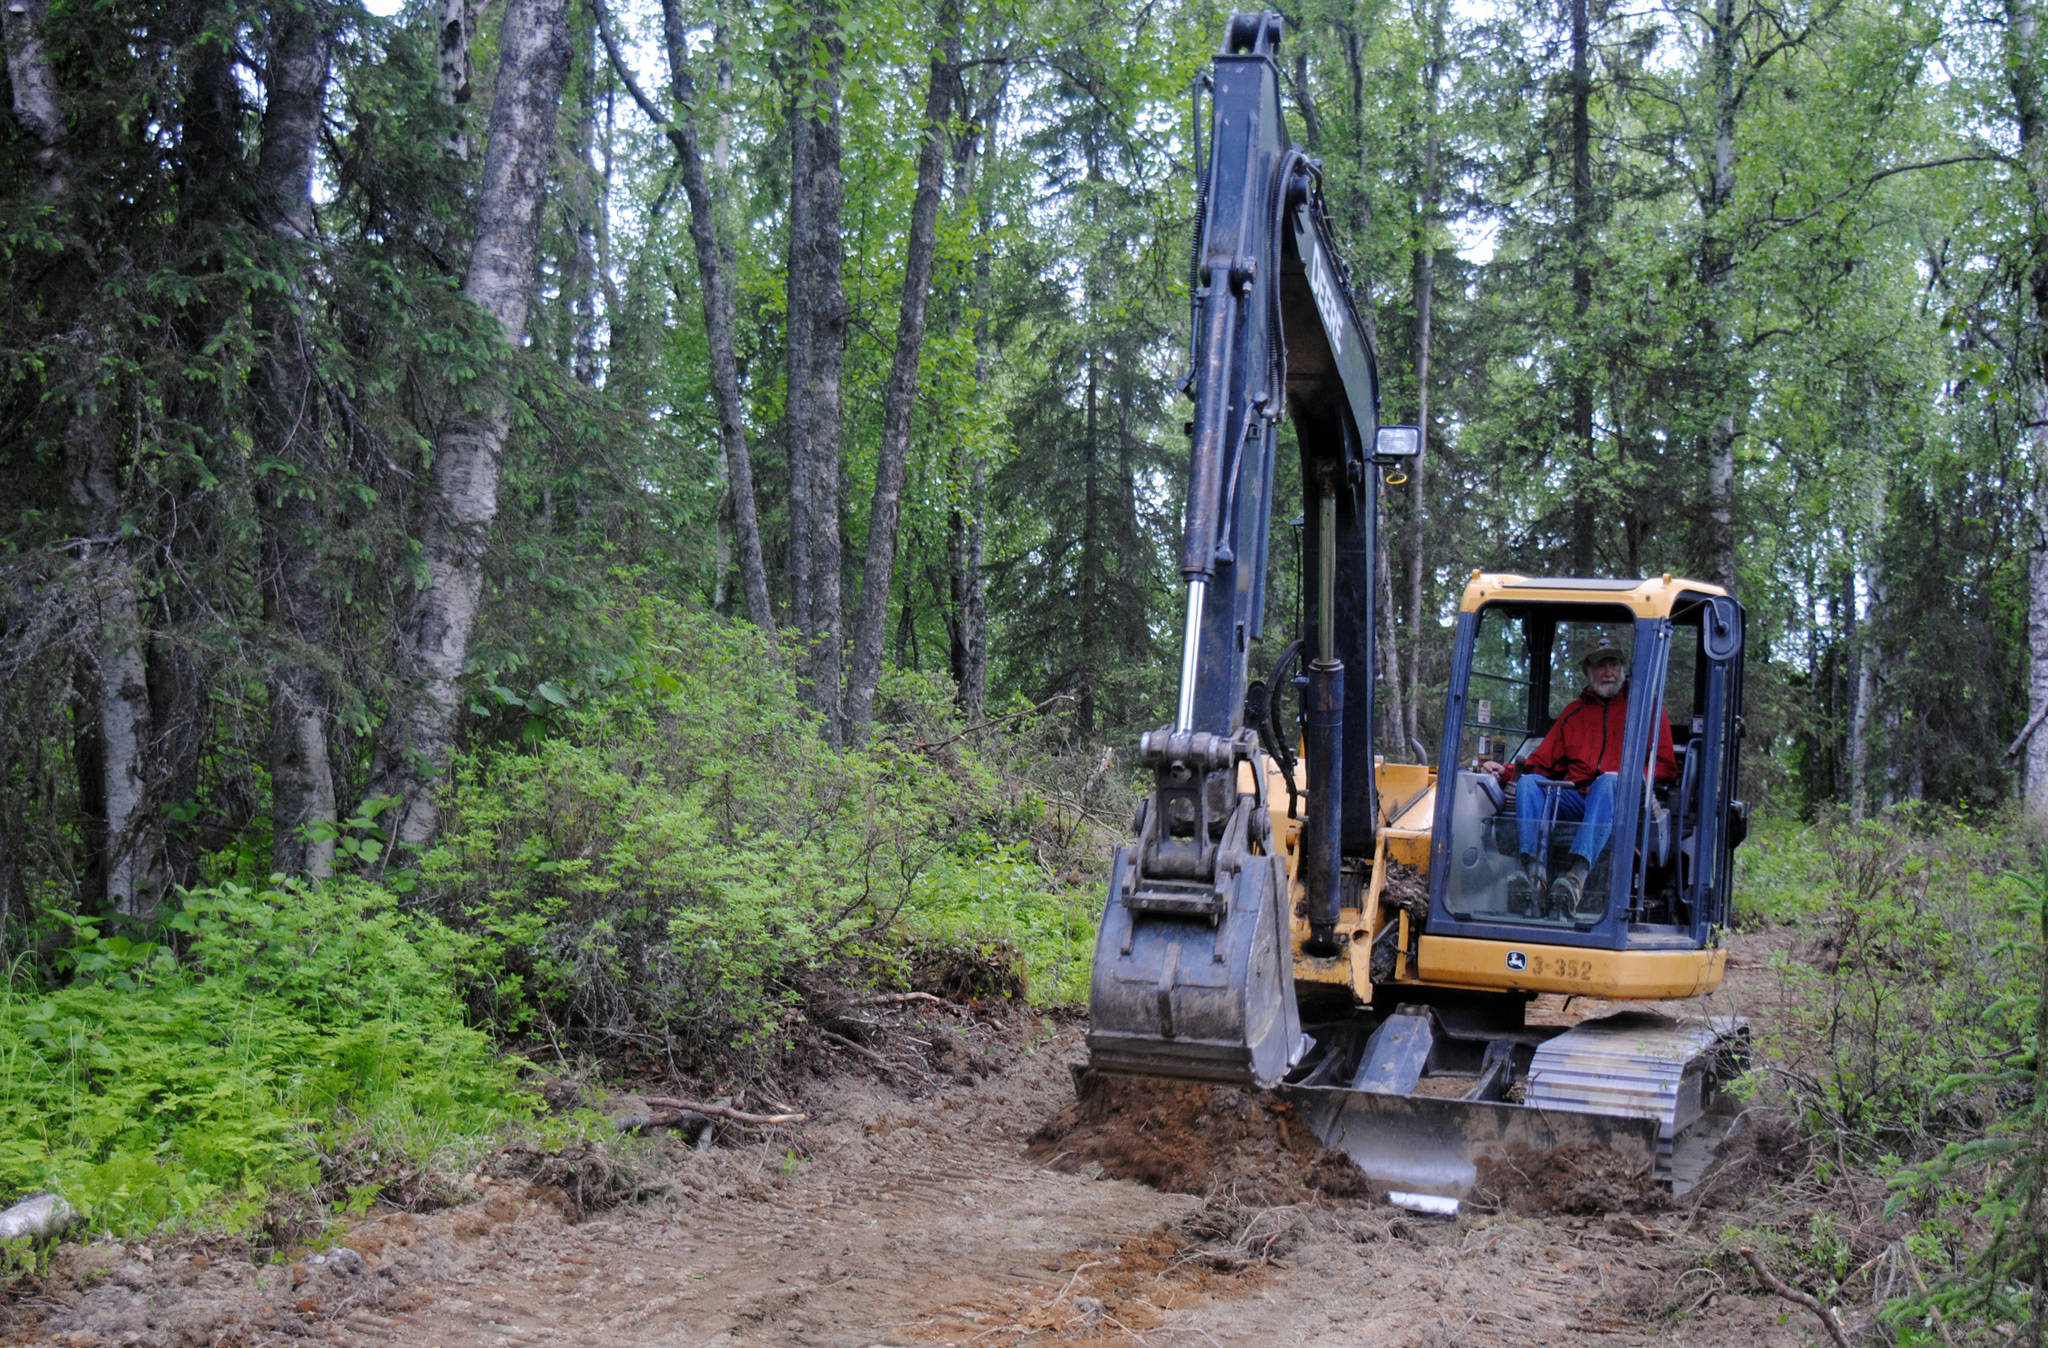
top-left (7, 0), bottom-right (2046, 923)
top-left (2, 0), bottom-right (2048, 1310)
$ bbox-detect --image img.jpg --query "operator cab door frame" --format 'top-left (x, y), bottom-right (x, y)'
top-left (1422, 588), bottom-right (1746, 955)
top-left (1667, 592), bottom-right (1746, 942)
top-left (1425, 597), bottom-right (1671, 953)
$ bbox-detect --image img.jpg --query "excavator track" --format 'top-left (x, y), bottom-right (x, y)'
top-left (1524, 1013), bottom-right (1747, 1192)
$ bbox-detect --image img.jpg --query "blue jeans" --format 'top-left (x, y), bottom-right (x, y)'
top-left (1516, 773), bottom-right (1618, 867)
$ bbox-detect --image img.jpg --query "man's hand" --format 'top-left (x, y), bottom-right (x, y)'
top-left (1479, 759), bottom-right (1508, 779)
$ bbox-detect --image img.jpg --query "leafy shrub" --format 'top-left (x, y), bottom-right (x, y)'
top-left (1756, 809), bottom-right (2032, 1164)
top-left (0, 880), bottom-right (527, 1236)
top-left (1732, 810), bottom-right (2048, 1342)
top-left (1878, 850), bottom-right (2048, 1345)
top-left (1732, 815), bottom-right (1836, 926)
top-left (423, 601), bottom-right (1105, 1080)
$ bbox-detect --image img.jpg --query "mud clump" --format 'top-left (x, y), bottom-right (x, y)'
top-left (1682, 1108), bottom-right (1810, 1208)
top-left (486, 1139), bottom-right (658, 1221)
top-left (903, 938), bottom-right (1029, 1003)
top-left (1381, 858), bottom-right (1431, 916)
top-left (1469, 1141), bottom-right (1667, 1216)
top-left (1026, 1073), bottom-right (1380, 1206)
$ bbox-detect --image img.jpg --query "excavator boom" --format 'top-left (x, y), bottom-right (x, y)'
top-left (1084, 11), bottom-right (1415, 1089)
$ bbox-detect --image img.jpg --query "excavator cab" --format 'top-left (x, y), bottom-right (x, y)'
top-left (1430, 576), bottom-right (1748, 952)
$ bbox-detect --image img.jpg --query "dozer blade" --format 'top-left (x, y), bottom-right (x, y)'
top-left (1284, 1012), bottom-right (1745, 1213)
top-left (1086, 846), bottom-right (1304, 1087)
top-left (1281, 1086), bottom-right (1661, 1214)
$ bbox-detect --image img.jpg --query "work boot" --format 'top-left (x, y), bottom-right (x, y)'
top-left (1548, 859), bottom-right (1590, 919)
top-left (1506, 854), bottom-right (1544, 916)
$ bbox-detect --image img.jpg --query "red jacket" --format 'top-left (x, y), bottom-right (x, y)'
top-left (1511, 685), bottom-right (1675, 790)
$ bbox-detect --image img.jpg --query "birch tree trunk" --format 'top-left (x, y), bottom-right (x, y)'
top-left (946, 236), bottom-right (994, 721)
top-left (1849, 576), bottom-right (1875, 820)
top-left (1079, 347), bottom-right (1101, 738)
top-left (10, 0), bottom-right (163, 912)
top-left (841, 0), bottom-right (961, 745)
top-left (367, 0), bottom-right (570, 848)
top-left (1567, 0), bottom-right (1597, 573)
top-left (92, 568), bottom-right (161, 916)
top-left (1406, 0), bottom-right (1444, 755)
top-left (2, 0), bottom-right (67, 194)
top-left (2010, 0), bottom-right (2048, 807)
top-left (946, 76), bottom-right (1002, 721)
top-left (76, 440), bottom-right (165, 917)
top-left (784, 0), bottom-right (848, 744)
top-left (661, 0), bottom-right (766, 625)
top-left (1698, 0), bottom-right (1741, 593)
top-left (254, 0), bottom-right (336, 879)
top-left (440, 0), bottom-right (476, 158)
top-left (956, 442), bottom-right (987, 719)
top-left (1340, 27), bottom-right (1379, 349)
top-left (1375, 497), bottom-right (1407, 760)
top-left (562, 28), bottom-right (601, 388)
top-left (593, 0), bottom-right (773, 632)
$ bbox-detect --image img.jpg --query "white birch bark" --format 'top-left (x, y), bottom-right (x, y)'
top-left (2, 0), bottom-right (66, 193)
top-left (369, 0), bottom-right (570, 848)
top-left (12, 0), bottom-right (163, 910)
top-left (439, 0), bottom-right (475, 158)
top-left (255, 0), bottom-right (336, 879)
top-left (784, 0), bottom-right (848, 745)
top-left (2011, 0), bottom-right (2048, 809)
top-left (841, 0), bottom-right (960, 745)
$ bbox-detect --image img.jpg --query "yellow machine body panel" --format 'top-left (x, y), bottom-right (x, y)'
top-left (1458, 572), bottom-right (1729, 618)
top-left (1270, 757), bottom-right (1440, 1006)
top-left (1413, 936), bottom-right (1725, 1000)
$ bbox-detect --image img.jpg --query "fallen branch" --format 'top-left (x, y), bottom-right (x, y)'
top-left (822, 1029), bottom-right (897, 1069)
top-left (639, 1096), bottom-right (806, 1126)
top-left (1904, 1252), bottom-right (1960, 1348)
top-left (615, 1108), bottom-right (697, 1133)
top-left (1740, 1247), bottom-right (1850, 1348)
top-left (1047, 1259), bottom-right (1102, 1307)
top-left (911, 692), bottom-right (1076, 752)
top-left (861, 991), bottom-right (946, 1008)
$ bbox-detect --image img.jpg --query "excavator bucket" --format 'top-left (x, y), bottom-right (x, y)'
top-left (1086, 845), bottom-right (1304, 1087)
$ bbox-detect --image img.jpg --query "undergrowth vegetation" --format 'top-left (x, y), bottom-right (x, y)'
top-left (0, 881), bottom-right (529, 1238)
top-left (0, 602), bottom-right (1116, 1241)
top-left (422, 602), bottom-right (1112, 1073)
top-left (1731, 810), bottom-right (2048, 1343)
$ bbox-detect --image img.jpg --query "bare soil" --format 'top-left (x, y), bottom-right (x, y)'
top-left (4, 933), bottom-right (1822, 1347)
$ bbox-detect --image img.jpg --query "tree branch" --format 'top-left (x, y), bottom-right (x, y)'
top-left (1739, 1247), bottom-right (1851, 1348)
top-left (639, 1096), bottom-right (806, 1124)
top-left (905, 691), bottom-right (1077, 751)
top-left (591, 0), bottom-right (679, 141)
top-left (1755, 154), bottom-right (2004, 234)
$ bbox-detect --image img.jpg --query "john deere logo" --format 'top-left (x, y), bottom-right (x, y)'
top-left (1506, 951), bottom-right (1528, 972)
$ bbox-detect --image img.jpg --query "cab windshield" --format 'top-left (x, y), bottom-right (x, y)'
top-left (1440, 604), bottom-right (1641, 928)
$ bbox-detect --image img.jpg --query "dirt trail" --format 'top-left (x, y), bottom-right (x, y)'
top-left (12, 934), bottom-right (1815, 1347)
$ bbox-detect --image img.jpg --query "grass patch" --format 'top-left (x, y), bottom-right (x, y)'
top-left (903, 846), bottom-right (1099, 1007)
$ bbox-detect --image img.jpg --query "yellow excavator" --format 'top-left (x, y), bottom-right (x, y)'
top-left (1085, 12), bottom-right (1750, 1213)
